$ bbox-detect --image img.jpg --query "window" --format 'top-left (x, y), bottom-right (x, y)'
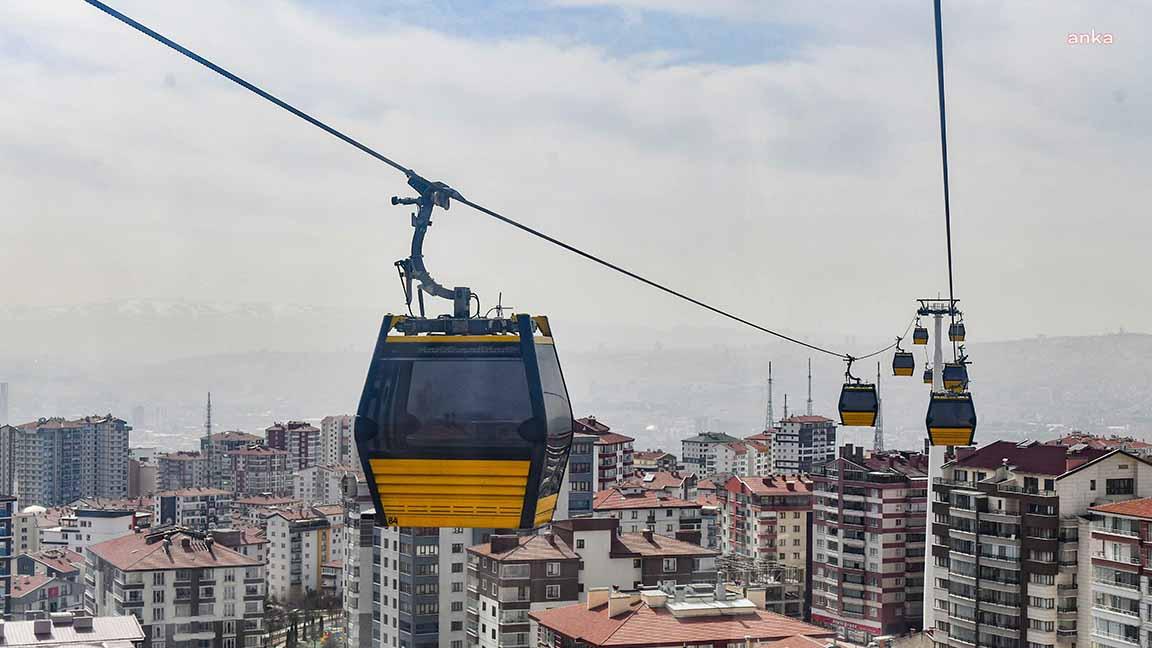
top-left (630, 511), bottom-right (638, 519)
top-left (546, 585), bottom-right (560, 600)
top-left (666, 509), bottom-right (673, 517)
top-left (451, 582), bottom-right (463, 593)
top-left (451, 562), bottom-right (463, 573)
top-left (153, 590), bottom-right (165, 603)
top-left (1091, 480), bottom-right (1097, 491)
top-left (451, 622), bottom-right (462, 631)
top-left (546, 562), bottom-right (561, 576)
top-left (451, 602), bottom-right (463, 612)
top-left (1108, 479), bottom-right (1135, 495)
top-left (451, 543), bottom-right (463, 553)
top-left (153, 573), bottom-right (166, 586)
top-left (662, 558), bottom-right (677, 572)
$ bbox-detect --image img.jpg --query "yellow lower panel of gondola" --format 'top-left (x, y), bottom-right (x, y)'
top-left (369, 458), bottom-right (529, 528)
top-left (534, 493), bottom-right (559, 528)
top-left (894, 368), bottom-right (915, 377)
top-left (841, 412), bottom-right (877, 427)
top-left (928, 427), bottom-right (975, 446)
top-left (943, 380), bottom-right (963, 389)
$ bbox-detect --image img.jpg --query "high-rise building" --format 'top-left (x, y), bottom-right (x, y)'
top-left (566, 417), bottom-right (635, 517)
top-left (154, 488), bottom-right (232, 530)
top-left (199, 431), bottom-right (262, 490)
top-left (680, 432), bottom-right (742, 477)
top-left (591, 486), bottom-right (703, 540)
top-left (928, 442), bottom-right (1152, 648)
top-left (0, 383), bottom-right (8, 426)
top-left (265, 505), bottom-right (345, 603)
top-left (294, 465), bottom-right (361, 505)
top-left (344, 507), bottom-right (375, 648)
top-left (265, 421), bottom-right (321, 471)
top-left (771, 415), bottom-right (837, 474)
top-left (0, 493), bottom-right (14, 613)
top-left (715, 474), bottom-right (813, 618)
top-left (320, 415), bottom-right (357, 467)
top-left (156, 452), bottom-right (208, 492)
top-left (810, 444), bottom-right (928, 644)
top-left (0, 416), bottom-right (131, 507)
top-left (225, 446), bottom-right (292, 496)
top-left (85, 527), bottom-right (266, 648)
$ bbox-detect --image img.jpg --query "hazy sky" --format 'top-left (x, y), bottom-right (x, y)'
top-left (3, 1), bottom-right (1149, 353)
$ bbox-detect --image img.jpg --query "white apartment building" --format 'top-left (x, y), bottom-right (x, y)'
top-left (265, 505), bottom-right (344, 603)
top-left (680, 432), bottom-right (742, 478)
top-left (86, 527), bottom-right (266, 648)
top-left (320, 415), bottom-right (357, 467)
top-left (294, 465), bottom-right (359, 505)
top-left (41, 507), bottom-right (142, 554)
top-left (154, 488), bottom-right (232, 530)
top-left (591, 486), bottom-right (703, 538)
top-left (772, 415), bottom-right (837, 474)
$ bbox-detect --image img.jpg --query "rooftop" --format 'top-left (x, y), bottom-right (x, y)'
top-left (13, 415), bottom-right (126, 431)
top-left (9, 574), bottom-right (54, 599)
top-left (233, 495), bottom-right (300, 506)
top-left (620, 471), bottom-right (694, 491)
top-left (593, 488), bottom-right (700, 511)
top-left (266, 421), bottom-right (320, 433)
top-left (69, 497), bottom-right (153, 513)
top-left (781, 415), bottom-right (834, 425)
top-left (682, 432), bottom-right (741, 444)
top-left (227, 446), bottom-right (289, 457)
top-left (469, 533), bottom-right (581, 561)
top-left (948, 440), bottom-right (1108, 476)
top-left (613, 532), bottom-right (719, 558)
top-left (87, 527), bottom-right (262, 571)
top-left (157, 451), bottom-right (204, 462)
top-left (531, 591), bottom-right (833, 646)
top-left (156, 487), bottom-right (231, 498)
top-left (633, 450), bottom-right (674, 461)
top-left (1092, 497), bottom-right (1152, 519)
top-left (0, 613), bottom-right (144, 648)
top-left (727, 475), bottom-right (813, 497)
top-left (26, 548), bottom-right (84, 575)
top-left (205, 430), bottom-right (262, 443)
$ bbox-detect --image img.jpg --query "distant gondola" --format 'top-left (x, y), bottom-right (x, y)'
top-left (892, 351), bottom-right (916, 376)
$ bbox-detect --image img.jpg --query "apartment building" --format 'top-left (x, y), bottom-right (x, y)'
top-left (375, 526), bottom-right (490, 648)
top-left (211, 528), bottom-right (269, 566)
top-left (9, 572), bottom-right (83, 617)
top-left (467, 517), bottom-right (718, 648)
top-left (85, 527), bottom-right (266, 648)
top-left (128, 458), bottom-right (158, 498)
top-left (265, 421), bottom-right (321, 471)
top-left (320, 415), bottom-right (357, 467)
top-left (294, 464), bottom-right (359, 505)
top-left (810, 444), bottom-right (928, 645)
top-left (226, 446), bottom-right (292, 496)
top-left (620, 471), bottom-right (698, 501)
top-left (531, 584), bottom-right (836, 648)
top-left (40, 503), bottom-right (145, 554)
top-left (633, 450), bottom-right (677, 473)
top-left (344, 507), bottom-right (374, 648)
top-left (200, 432), bottom-right (262, 490)
top-left (772, 415), bottom-right (837, 474)
top-left (592, 486), bottom-right (703, 540)
top-left (680, 432), bottom-right (742, 477)
top-left (265, 505), bottom-right (344, 603)
top-left (156, 452), bottom-right (208, 492)
top-left (566, 418), bottom-right (635, 517)
top-left (1, 494), bottom-right (13, 612)
top-left (154, 488), bottom-right (232, 530)
top-left (0, 416), bottom-right (131, 507)
top-left (716, 474), bottom-right (812, 609)
top-left (232, 495), bottom-right (300, 525)
top-left (929, 442), bottom-right (1152, 648)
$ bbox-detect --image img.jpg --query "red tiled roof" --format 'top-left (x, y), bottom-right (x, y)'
top-left (613, 533), bottom-right (718, 558)
top-left (633, 451), bottom-right (674, 461)
top-left (27, 548), bottom-right (83, 574)
top-left (575, 417), bottom-right (612, 434)
top-left (620, 471), bottom-right (692, 491)
top-left (88, 530), bottom-right (262, 571)
top-left (696, 479), bottom-right (717, 491)
top-left (234, 495), bottom-right (299, 506)
top-left (949, 440), bottom-right (1108, 476)
top-left (595, 433), bottom-right (635, 445)
top-left (727, 442), bottom-right (747, 455)
top-left (9, 574), bottom-right (53, 599)
top-left (1091, 497), bottom-right (1152, 519)
top-left (227, 446), bottom-right (288, 456)
top-left (744, 431), bottom-right (774, 441)
top-left (727, 475), bottom-right (812, 497)
top-left (207, 431), bottom-right (262, 442)
top-left (593, 488), bottom-right (700, 511)
top-left (469, 534), bottom-right (581, 561)
top-left (782, 415), bottom-right (834, 424)
top-left (157, 487), bottom-right (231, 498)
top-left (762, 636), bottom-right (833, 648)
top-left (531, 599), bottom-right (834, 646)
top-left (240, 527), bottom-right (269, 545)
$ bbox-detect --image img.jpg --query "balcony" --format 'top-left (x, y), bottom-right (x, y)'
top-left (500, 633), bottom-right (531, 647)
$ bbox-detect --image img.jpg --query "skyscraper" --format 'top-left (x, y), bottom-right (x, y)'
top-left (0, 415), bottom-right (131, 507)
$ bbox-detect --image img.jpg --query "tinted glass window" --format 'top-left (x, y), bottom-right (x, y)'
top-left (534, 344), bottom-right (573, 500)
top-left (377, 357), bottom-right (535, 452)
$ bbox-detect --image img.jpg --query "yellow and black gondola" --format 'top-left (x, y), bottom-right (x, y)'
top-left (942, 362), bottom-right (968, 391)
top-left (892, 351), bottom-right (915, 376)
top-left (922, 366), bottom-right (933, 384)
top-left (912, 324), bottom-right (929, 345)
top-left (948, 321), bottom-right (966, 342)
top-left (926, 390), bottom-right (977, 446)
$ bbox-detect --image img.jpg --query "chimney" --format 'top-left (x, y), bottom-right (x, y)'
top-left (640, 588), bottom-right (669, 608)
top-left (608, 591), bottom-right (638, 618)
top-left (715, 570), bottom-right (727, 601)
top-left (840, 444), bottom-right (853, 460)
top-left (490, 535), bottom-right (520, 554)
top-left (586, 587), bottom-right (611, 609)
top-left (73, 615), bottom-right (93, 631)
top-left (642, 529), bottom-right (653, 542)
top-left (743, 585), bottom-right (767, 609)
top-left (33, 620), bottom-right (51, 636)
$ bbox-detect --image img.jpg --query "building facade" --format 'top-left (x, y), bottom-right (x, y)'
top-left (226, 447), bottom-right (292, 496)
top-left (0, 494), bottom-right (13, 612)
top-left (929, 442), bottom-right (1152, 648)
top-left (265, 421), bottom-right (321, 471)
top-left (566, 418), bottom-right (635, 517)
top-left (320, 415), bottom-right (357, 467)
top-left (200, 431), bottom-right (262, 491)
top-left (680, 432), bottom-right (742, 478)
top-left (810, 445), bottom-right (928, 644)
top-left (632, 450), bottom-right (677, 473)
top-left (265, 505), bottom-right (344, 603)
top-left (0, 416), bottom-right (131, 507)
top-left (154, 488), bottom-right (232, 530)
top-left (294, 465), bottom-right (359, 505)
top-left (772, 415), bottom-right (837, 474)
top-left (85, 527), bottom-right (265, 648)
top-left (156, 453), bottom-right (208, 492)
top-left (591, 486), bottom-right (703, 540)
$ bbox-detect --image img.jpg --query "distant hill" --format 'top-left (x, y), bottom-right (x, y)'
top-left (3, 300), bottom-right (1149, 452)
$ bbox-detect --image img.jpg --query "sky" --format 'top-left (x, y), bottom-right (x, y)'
top-left (2, 0), bottom-right (1150, 355)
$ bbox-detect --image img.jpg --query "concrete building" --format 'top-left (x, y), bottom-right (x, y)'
top-left (716, 474), bottom-right (813, 617)
top-left (619, 471), bottom-right (698, 502)
top-left (128, 459), bottom-right (158, 498)
top-left (210, 527), bottom-right (269, 567)
top-left (232, 495), bottom-right (300, 526)
top-left (294, 465), bottom-right (360, 505)
top-left (153, 488), bottom-right (232, 530)
top-left (9, 573), bottom-right (83, 618)
top-left (565, 418), bottom-right (635, 517)
top-left (0, 416), bottom-right (131, 507)
top-left (632, 450), bottom-right (677, 473)
top-left (591, 486), bottom-right (703, 539)
top-left (811, 445), bottom-right (928, 644)
top-left (772, 415), bottom-right (837, 474)
top-left (200, 432), bottom-right (262, 491)
top-left (85, 527), bottom-right (265, 648)
top-left (225, 446), bottom-right (292, 496)
top-left (40, 503), bottom-right (146, 554)
top-left (530, 584), bottom-right (836, 648)
top-left (929, 442), bottom-right (1152, 648)
top-left (265, 505), bottom-right (345, 603)
top-left (320, 415), bottom-right (357, 467)
top-left (265, 421), bottom-right (321, 471)
top-left (344, 507), bottom-right (375, 648)
top-left (0, 612), bottom-right (145, 648)
top-left (680, 432), bottom-right (742, 477)
top-left (155, 453), bottom-right (207, 492)
top-left (1, 493), bottom-right (14, 612)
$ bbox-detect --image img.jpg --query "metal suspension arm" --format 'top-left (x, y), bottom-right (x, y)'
top-left (393, 173), bottom-right (467, 310)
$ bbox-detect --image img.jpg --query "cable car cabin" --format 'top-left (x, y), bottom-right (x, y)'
top-left (913, 326), bottom-right (929, 345)
top-left (948, 322), bottom-right (966, 342)
top-left (922, 367), bottom-right (933, 384)
top-left (355, 313), bottom-right (573, 529)
top-left (942, 362), bottom-right (968, 391)
top-left (892, 352), bottom-right (916, 377)
top-left (926, 391), bottom-right (977, 446)
top-left (839, 383), bottom-right (878, 427)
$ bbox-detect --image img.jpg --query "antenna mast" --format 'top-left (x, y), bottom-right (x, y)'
top-left (806, 358), bottom-right (813, 416)
top-left (783, 394), bottom-right (789, 420)
top-left (205, 392), bottom-right (213, 487)
top-left (874, 363), bottom-right (885, 452)
top-left (764, 362), bottom-right (774, 431)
